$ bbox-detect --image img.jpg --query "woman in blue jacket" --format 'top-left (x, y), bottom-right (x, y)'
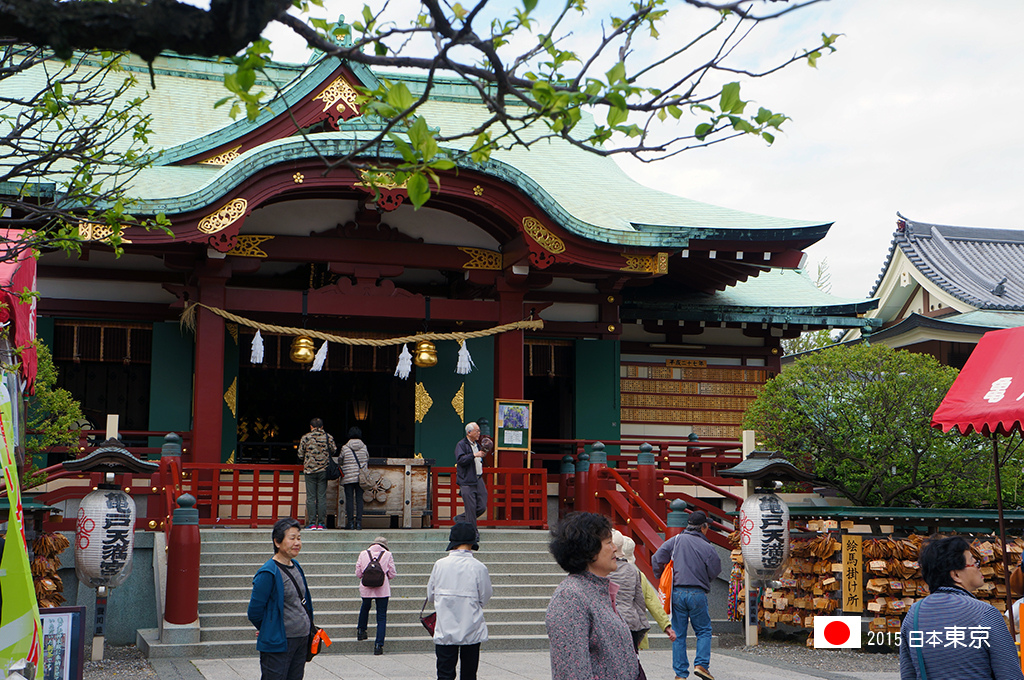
top-left (248, 518), bottom-right (314, 680)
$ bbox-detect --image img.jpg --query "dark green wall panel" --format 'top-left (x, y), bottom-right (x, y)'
top-left (574, 339), bottom-right (620, 455)
top-left (148, 322), bottom-right (193, 447)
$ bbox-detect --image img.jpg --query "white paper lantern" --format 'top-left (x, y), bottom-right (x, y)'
top-left (75, 489), bottom-right (136, 588)
top-left (739, 493), bottom-right (790, 579)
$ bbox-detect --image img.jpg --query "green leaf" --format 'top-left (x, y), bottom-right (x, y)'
top-left (719, 82), bottom-right (741, 113)
top-left (406, 172), bottom-right (430, 209)
top-left (606, 61), bottom-right (626, 85)
top-left (761, 132), bottom-right (775, 145)
top-left (694, 123), bottom-right (713, 141)
top-left (523, 0), bottom-right (538, 12)
top-left (385, 82), bottom-right (414, 111)
top-left (607, 105), bottom-right (628, 127)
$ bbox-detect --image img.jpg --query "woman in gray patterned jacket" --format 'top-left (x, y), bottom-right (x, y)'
top-left (339, 427), bottom-right (369, 530)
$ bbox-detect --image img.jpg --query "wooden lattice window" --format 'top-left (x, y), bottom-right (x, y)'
top-left (52, 321), bottom-right (153, 364)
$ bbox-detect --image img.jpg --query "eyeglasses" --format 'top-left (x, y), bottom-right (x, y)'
top-left (964, 559), bottom-right (981, 569)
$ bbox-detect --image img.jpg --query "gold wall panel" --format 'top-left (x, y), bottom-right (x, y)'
top-left (198, 145), bottom-right (242, 166)
top-left (522, 216), bottom-right (565, 254)
top-left (226, 235), bottom-right (275, 258)
top-left (458, 247), bottom-right (502, 270)
top-left (198, 198), bottom-right (248, 234)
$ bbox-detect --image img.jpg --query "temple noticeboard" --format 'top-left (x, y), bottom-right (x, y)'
top-left (494, 399), bottom-right (532, 464)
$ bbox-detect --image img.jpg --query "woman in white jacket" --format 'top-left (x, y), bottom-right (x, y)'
top-left (427, 522), bottom-right (492, 680)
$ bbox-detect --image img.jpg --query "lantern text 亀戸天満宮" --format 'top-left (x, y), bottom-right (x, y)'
top-left (75, 489), bottom-right (136, 588)
top-left (739, 493), bottom-right (790, 579)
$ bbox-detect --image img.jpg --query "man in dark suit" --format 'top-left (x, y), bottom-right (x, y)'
top-left (454, 422), bottom-right (486, 540)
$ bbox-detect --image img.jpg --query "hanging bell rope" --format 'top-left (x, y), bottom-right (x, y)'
top-left (180, 302), bottom-right (544, 346)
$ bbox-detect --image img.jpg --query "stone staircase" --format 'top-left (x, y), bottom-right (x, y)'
top-left (143, 527), bottom-right (597, 657)
top-left (139, 526), bottom-right (729, 658)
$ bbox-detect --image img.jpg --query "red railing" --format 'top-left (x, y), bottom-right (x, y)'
top-left (431, 467), bottom-right (547, 529)
top-left (532, 437), bottom-right (744, 486)
top-left (178, 463), bottom-right (302, 528)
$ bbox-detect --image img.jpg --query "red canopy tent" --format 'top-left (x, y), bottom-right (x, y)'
top-left (933, 325), bottom-right (1024, 639)
top-left (0, 232), bottom-right (37, 393)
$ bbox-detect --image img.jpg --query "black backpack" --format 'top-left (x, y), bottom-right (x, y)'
top-left (361, 548), bottom-right (387, 588)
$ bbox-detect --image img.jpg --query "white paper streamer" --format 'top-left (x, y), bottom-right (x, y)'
top-left (395, 344), bottom-right (412, 379)
top-left (310, 341), bottom-right (328, 372)
top-left (455, 340), bottom-right (475, 374)
top-left (250, 329), bottom-right (264, 364)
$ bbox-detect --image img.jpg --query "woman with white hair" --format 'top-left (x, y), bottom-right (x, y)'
top-left (608, 530), bottom-right (650, 650)
top-left (618, 533), bottom-right (675, 650)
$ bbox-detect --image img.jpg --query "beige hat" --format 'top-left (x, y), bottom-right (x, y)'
top-left (621, 536), bottom-right (636, 565)
top-left (611, 529), bottom-right (625, 558)
top-left (373, 536), bottom-right (389, 549)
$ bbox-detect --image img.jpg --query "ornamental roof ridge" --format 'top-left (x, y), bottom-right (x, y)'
top-left (871, 213), bottom-right (1024, 310)
top-left (125, 133), bottom-right (833, 249)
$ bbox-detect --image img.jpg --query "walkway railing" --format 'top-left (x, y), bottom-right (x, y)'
top-left (430, 467), bottom-right (547, 529)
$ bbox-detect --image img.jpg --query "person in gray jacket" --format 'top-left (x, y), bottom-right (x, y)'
top-left (427, 522), bottom-right (492, 680)
top-left (339, 427), bottom-right (369, 530)
top-left (609, 529), bottom-right (649, 650)
top-left (652, 510), bottom-right (721, 680)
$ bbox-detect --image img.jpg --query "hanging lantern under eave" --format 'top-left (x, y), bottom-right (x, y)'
top-left (739, 492), bottom-right (790, 580)
top-left (75, 489), bottom-right (136, 588)
top-left (413, 339), bottom-right (438, 368)
top-left (290, 335), bottom-right (316, 364)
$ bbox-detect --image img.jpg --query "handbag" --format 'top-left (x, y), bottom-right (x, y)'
top-left (419, 597), bottom-right (436, 635)
top-left (658, 560), bottom-right (673, 615)
top-left (277, 563), bottom-right (331, 661)
top-left (325, 455), bottom-right (341, 481)
top-left (358, 457), bottom-right (373, 491)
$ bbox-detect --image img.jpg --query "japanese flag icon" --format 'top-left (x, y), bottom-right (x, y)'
top-left (813, 616), bottom-right (862, 648)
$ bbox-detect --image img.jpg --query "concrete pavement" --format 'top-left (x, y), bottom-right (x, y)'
top-left (150, 649), bottom-right (901, 680)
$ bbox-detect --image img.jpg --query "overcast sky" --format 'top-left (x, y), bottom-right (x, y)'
top-left (617, 0), bottom-right (1024, 299)
top-left (266, 1), bottom-right (1024, 300)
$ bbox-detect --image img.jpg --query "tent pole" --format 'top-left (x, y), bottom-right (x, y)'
top-left (994, 433), bottom-right (1016, 638)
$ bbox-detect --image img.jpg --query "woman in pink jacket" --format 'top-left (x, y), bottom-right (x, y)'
top-left (355, 536), bottom-right (397, 655)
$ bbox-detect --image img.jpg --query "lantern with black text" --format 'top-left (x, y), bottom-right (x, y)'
top-left (739, 493), bottom-right (790, 579)
top-left (74, 489), bottom-right (136, 588)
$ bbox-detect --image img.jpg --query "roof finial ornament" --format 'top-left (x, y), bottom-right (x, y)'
top-left (992, 276), bottom-right (1008, 297)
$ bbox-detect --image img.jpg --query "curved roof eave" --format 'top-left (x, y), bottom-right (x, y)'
top-left (123, 134), bottom-right (832, 249)
top-left (155, 58), bottom-right (380, 166)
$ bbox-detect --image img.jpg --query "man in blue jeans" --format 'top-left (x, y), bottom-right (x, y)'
top-left (652, 510), bottom-right (722, 680)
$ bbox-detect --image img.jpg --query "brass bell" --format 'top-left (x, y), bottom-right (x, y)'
top-left (290, 335), bottom-right (316, 364)
top-left (413, 339), bottom-right (438, 368)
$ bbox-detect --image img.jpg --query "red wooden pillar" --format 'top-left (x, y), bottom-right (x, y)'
top-left (575, 452), bottom-right (590, 514)
top-left (636, 442), bottom-right (656, 510)
top-left (495, 281), bottom-right (525, 467)
top-left (192, 270), bottom-right (228, 464)
top-left (587, 442), bottom-right (609, 516)
top-left (165, 493), bottom-right (200, 625)
top-left (558, 455), bottom-right (575, 520)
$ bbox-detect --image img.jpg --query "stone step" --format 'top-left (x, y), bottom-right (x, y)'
top-left (197, 594), bottom-right (555, 615)
top-left (199, 560), bottom-right (561, 577)
top-left (199, 607), bottom-right (551, 631)
top-left (198, 620), bottom-right (551, 643)
top-left (198, 549), bottom-right (552, 564)
top-left (198, 571), bottom-right (564, 589)
top-left (138, 628), bottom-right (696, 658)
top-left (198, 529), bottom-right (546, 544)
top-left (198, 582), bottom-right (559, 602)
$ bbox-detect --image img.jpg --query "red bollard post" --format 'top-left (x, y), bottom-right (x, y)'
top-left (575, 452), bottom-right (591, 514)
top-left (165, 493), bottom-right (200, 625)
top-left (665, 498), bottom-right (688, 539)
top-left (558, 455), bottom-right (576, 520)
top-left (636, 442), bottom-right (656, 509)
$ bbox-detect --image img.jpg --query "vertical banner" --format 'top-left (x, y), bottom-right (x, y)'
top-left (842, 534), bottom-right (863, 613)
top-left (0, 380), bottom-right (43, 678)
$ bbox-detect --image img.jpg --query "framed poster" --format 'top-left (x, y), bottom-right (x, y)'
top-left (40, 607), bottom-right (85, 680)
top-left (494, 399), bottom-right (532, 457)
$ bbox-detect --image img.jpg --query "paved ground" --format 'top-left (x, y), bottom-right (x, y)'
top-left (149, 649), bottom-right (901, 680)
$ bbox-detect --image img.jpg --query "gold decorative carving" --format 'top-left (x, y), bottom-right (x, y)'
top-left (313, 76), bottom-right (361, 114)
top-left (459, 247), bottom-right (502, 270)
top-left (226, 235), bottom-right (275, 258)
top-left (198, 146), bottom-right (242, 166)
top-left (452, 383), bottom-right (465, 423)
top-left (522, 216), bottom-right (565, 254)
top-left (473, 185), bottom-right (484, 196)
top-left (224, 376), bottom-right (237, 418)
top-left (78, 222), bottom-right (132, 244)
top-left (354, 170), bottom-right (407, 190)
top-left (620, 252), bottom-right (669, 274)
top-left (293, 172), bottom-right (304, 184)
top-left (198, 198), bottom-right (248, 234)
top-left (415, 382), bottom-right (433, 423)
top-left (226, 323), bottom-right (238, 344)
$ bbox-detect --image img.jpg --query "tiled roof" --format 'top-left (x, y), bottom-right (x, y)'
top-left (870, 214), bottom-right (1024, 310)
top-left (119, 57), bottom-right (831, 248)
